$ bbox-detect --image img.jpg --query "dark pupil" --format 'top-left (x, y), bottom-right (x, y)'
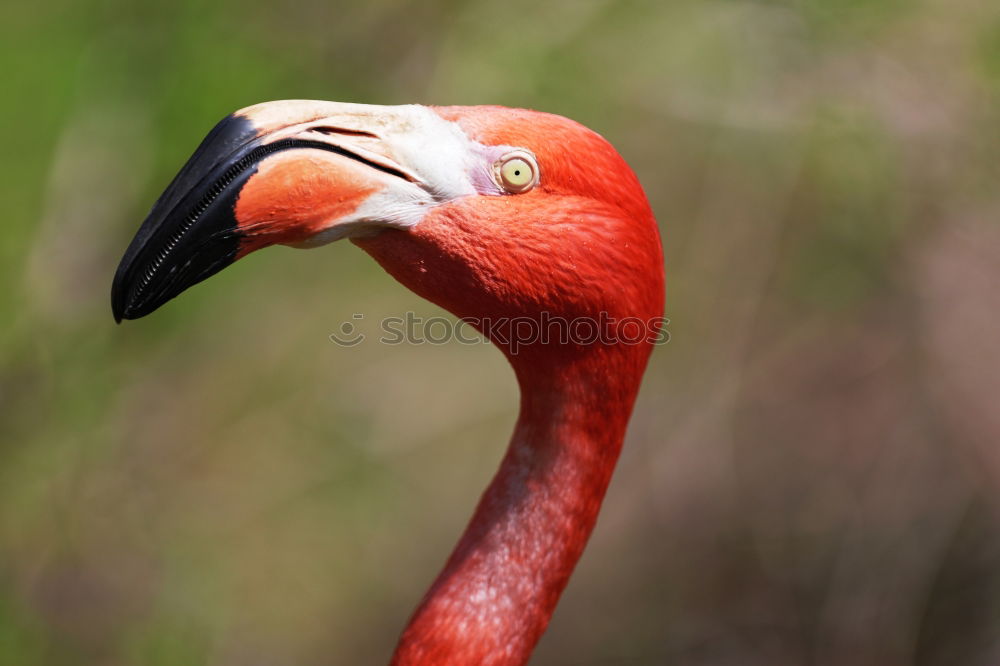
top-left (514, 170), bottom-right (520, 176)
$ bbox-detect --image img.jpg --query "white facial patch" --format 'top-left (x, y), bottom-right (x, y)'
top-left (238, 100), bottom-right (530, 246)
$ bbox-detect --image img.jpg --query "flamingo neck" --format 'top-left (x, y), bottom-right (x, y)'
top-left (390, 346), bottom-right (649, 666)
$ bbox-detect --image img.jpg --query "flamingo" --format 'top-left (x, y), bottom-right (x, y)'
top-left (111, 101), bottom-right (665, 666)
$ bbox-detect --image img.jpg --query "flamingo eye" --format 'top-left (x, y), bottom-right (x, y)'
top-left (495, 151), bottom-right (538, 193)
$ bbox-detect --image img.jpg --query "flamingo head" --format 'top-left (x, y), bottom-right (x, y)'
top-left (112, 101), bottom-right (664, 362)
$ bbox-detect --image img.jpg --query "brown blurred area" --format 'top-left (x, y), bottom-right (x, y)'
top-left (2, 0), bottom-right (1000, 664)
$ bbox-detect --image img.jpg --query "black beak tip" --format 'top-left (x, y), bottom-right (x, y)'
top-left (111, 112), bottom-right (259, 324)
top-left (111, 276), bottom-right (126, 323)
top-left (111, 262), bottom-right (142, 323)
top-left (111, 299), bottom-right (126, 324)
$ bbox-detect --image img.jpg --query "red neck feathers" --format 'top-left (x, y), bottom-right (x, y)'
top-left (392, 352), bottom-right (647, 665)
top-left (356, 107), bottom-right (664, 665)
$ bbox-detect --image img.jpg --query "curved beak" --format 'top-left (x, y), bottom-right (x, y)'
top-left (111, 101), bottom-right (437, 322)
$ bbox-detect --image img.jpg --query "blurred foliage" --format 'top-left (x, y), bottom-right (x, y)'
top-left (3, 0), bottom-right (1000, 664)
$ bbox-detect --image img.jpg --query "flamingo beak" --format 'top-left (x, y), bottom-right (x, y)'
top-left (111, 101), bottom-right (434, 322)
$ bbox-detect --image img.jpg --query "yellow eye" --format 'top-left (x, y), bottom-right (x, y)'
top-left (495, 152), bottom-right (538, 193)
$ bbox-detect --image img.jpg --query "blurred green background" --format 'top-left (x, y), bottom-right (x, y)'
top-left (3, 0), bottom-right (1000, 664)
